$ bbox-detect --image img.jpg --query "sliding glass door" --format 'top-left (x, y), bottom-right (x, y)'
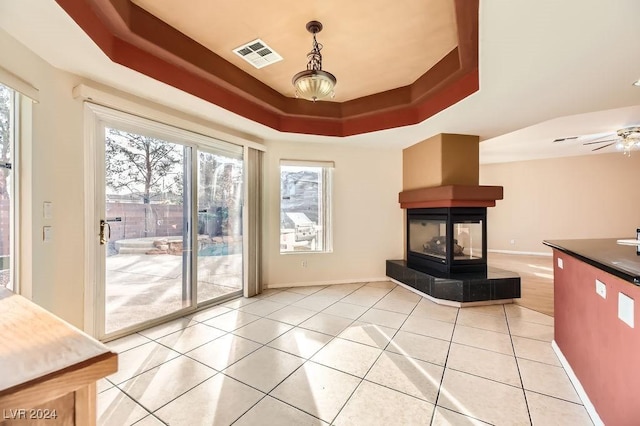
top-left (103, 128), bottom-right (192, 335)
top-left (0, 84), bottom-right (15, 291)
top-left (197, 151), bottom-right (243, 305)
top-left (92, 104), bottom-right (246, 339)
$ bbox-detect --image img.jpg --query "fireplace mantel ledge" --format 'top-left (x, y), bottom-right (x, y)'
top-left (399, 185), bottom-right (503, 209)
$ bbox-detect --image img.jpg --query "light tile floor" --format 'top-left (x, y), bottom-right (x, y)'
top-left (98, 281), bottom-right (593, 426)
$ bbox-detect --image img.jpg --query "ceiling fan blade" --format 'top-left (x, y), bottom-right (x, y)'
top-left (553, 136), bottom-right (578, 143)
top-left (583, 138), bottom-right (616, 146)
top-left (592, 142), bottom-right (616, 151)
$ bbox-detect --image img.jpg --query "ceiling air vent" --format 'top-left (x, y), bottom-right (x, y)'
top-left (233, 39), bottom-right (283, 69)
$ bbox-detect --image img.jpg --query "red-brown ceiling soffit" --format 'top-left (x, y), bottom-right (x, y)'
top-left (56, 0), bottom-right (479, 137)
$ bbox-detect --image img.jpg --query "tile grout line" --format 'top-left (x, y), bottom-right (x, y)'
top-left (132, 412), bottom-right (168, 426)
top-left (227, 390), bottom-right (270, 425)
top-left (322, 283), bottom-right (399, 424)
top-left (108, 316), bottom-right (270, 424)
top-left (155, 372), bottom-right (264, 422)
top-left (150, 327), bottom-right (231, 356)
top-left (250, 285), bottom-right (460, 424)
top-left (505, 304), bottom-right (534, 426)
top-left (328, 292), bottom-right (422, 425)
top-left (112, 348), bottom-right (223, 410)
top-left (429, 305), bottom-right (460, 425)
top-left (171, 300), bottom-right (565, 421)
top-left (265, 282), bottom-right (395, 424)
top-left (254, 281), bottom-right (393, 425)
top-left (107, 284), bottom-right (562, 425)
top-left (224, 282), bottom-right (386, 425)
top-left (264, 391), bottom-right (329, 424)
top-left (525, 388), bottom-right (598, 407)
top-left (101, 384), bottom-right (155, 425)
top-left (279, 282), bottom-right (397, 341)
top-left (429, 405), bottom-right (492, 425)
top-left (180, 336), bottom-right (263, 376)
top-left (106, 347), bottom-right (184, 387)
top-left (256, 282), bottom-right (370, 336)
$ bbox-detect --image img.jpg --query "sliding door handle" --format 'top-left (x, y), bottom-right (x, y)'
top-left (100, 220), bottom-right (111, 245)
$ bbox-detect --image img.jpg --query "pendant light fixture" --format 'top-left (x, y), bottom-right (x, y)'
top-left (292, 20), bottom-right (337, 102)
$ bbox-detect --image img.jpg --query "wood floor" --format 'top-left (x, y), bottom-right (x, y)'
top-left (487, 252), bottom-right (554, 317)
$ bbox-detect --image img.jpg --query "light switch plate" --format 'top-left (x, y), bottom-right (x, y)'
top-left (618, 292), bottom-right (634, 328)
top-left (595, 279), bottom-right (606, 299)
top-left (43, 226), bottom-right (53, 242)
top-left (43, 201), bottom-right (53, 219)
top-left (557, 257), bottom-right (563, 269)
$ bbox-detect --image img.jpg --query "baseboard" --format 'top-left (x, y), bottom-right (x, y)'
top-left (488, 249), bottom-right (552, 257)
top-left (551, 341), bottom-right (604, 426)
top-left (265, 277), bottom-right (390, 289)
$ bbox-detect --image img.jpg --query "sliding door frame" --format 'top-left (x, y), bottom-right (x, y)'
top-left (195, 146), bottom-right (244, 307)
top-left (83, 102), bottom-right (259, 341)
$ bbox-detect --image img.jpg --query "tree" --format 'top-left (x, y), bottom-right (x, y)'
top-left (198, 153), bottom-right (239, 205)
top-left (105, 128), bottom-right (183, 204)
top-left (0, 85), bottom-right (11, 201)
top-left (198, 152), bottom-right (242, 236)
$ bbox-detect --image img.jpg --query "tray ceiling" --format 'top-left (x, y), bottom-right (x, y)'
top-left (55, 0), bottom-right (479, 136)
top-left (131, 0), bottom-right (458, 102)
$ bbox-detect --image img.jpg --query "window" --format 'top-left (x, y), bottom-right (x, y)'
top-left (280, 160), bottom-right (333, 253)
top-left (0, 83), bottom-right (16, 290)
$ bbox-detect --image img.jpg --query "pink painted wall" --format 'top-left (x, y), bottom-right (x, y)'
top-left (553, 251), bottom-right (640, 425)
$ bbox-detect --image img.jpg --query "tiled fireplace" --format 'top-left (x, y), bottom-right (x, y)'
top-left (386, 134), bottom-right (521, 305)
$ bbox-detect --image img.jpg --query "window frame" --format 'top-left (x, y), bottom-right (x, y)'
top-left (279, 159), bottom-right (333, 254)
top-left (0, 67), bottom-right (38, 297)
top-left (0, 84), bottom-right (19, 292)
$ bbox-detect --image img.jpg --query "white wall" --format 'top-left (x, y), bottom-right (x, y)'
top-left (480, 152), bottom-right (640, 253)
top-left (262, 140), bottom-right (404, 287)
top-left (0, 29), bottom-right (85, 327)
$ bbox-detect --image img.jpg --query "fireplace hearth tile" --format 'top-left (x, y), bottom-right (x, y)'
top-left (433, 280), bottom-right (463, 302)
top-left (492, 279), bottom-right (521, 300)
top-left (464, 281), bottom-right (491, 302)
top-left (386, 260), bottom-right (520, 304)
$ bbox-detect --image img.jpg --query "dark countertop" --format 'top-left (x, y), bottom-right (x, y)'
top-left (544, 238), bottom-right (640, 285)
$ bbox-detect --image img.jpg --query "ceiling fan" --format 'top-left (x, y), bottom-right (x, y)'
top-left (581, 126), bottom-right (640, 155)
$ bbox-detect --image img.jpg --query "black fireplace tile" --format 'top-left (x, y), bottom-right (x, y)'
top-left (433, 280), bottom-right (463, 302)
top-left (386, 260), bottom-right (520, 303)
top-left (465, 281), bottom-right (492, 302)
top-left (402, 267), bottom-right (415, 281)
top-left (492, 279), bottom-right (521, 300)
top-left (385, 261), bottom-right (399, 281)
top-left (415, 276), bottom-right (432, 295)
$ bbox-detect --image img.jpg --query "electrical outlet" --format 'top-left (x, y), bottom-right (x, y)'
top-left (301, 260), bottom-right (307, 268)
top-left (510, 239), bottom-right (515, 245)
top-left (595, 279), bottom-right (606, 299)
top-left (557, 257), bottom-right (563, 269)
top-left (618, 293), bottom-right (634, 328)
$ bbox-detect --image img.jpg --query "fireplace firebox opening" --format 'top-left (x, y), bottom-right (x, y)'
top-left (407, 207), bottom-right (487, 275)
